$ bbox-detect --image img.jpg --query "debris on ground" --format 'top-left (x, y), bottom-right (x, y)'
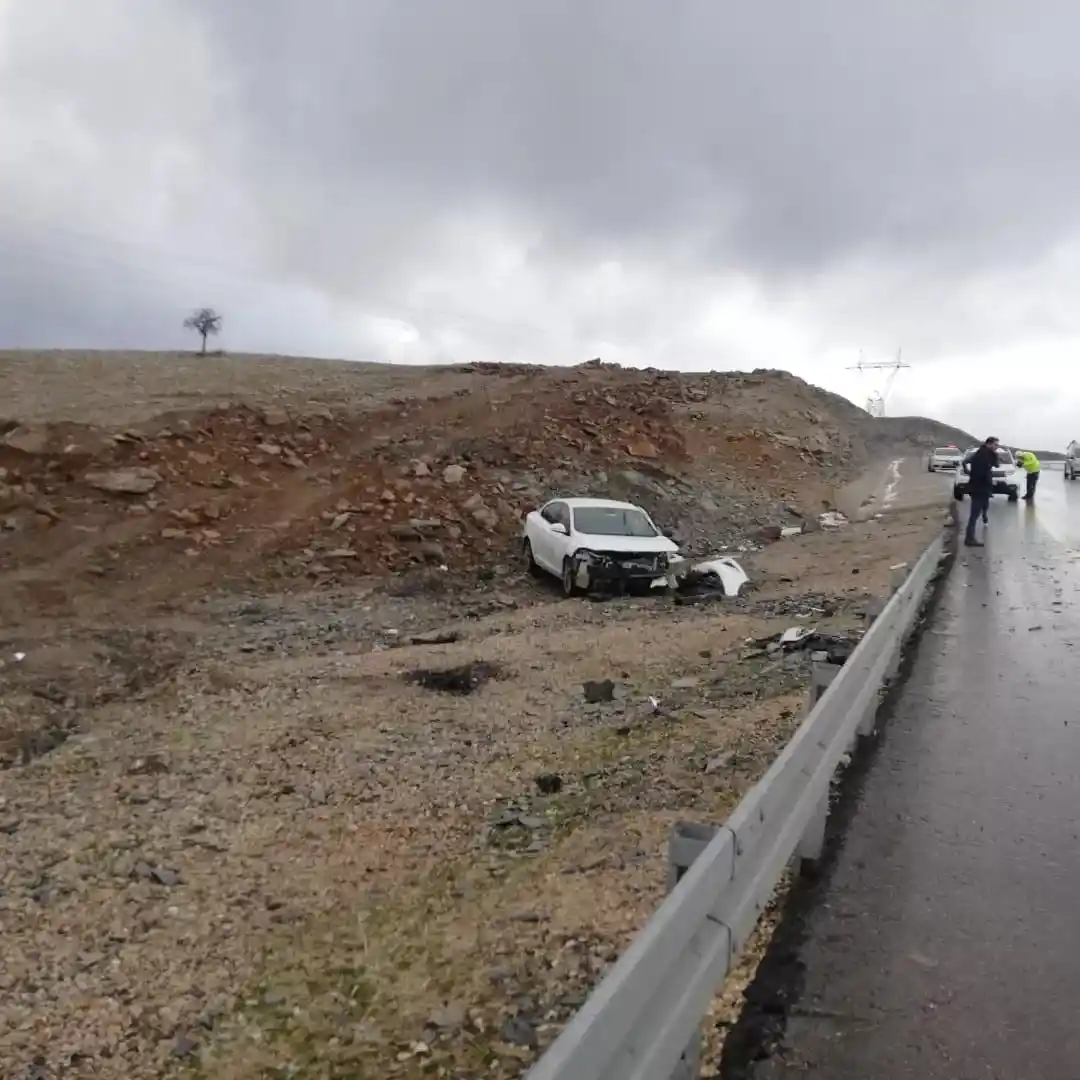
top-left (583, 678), bottom-right (617, 704)
top-left (405, 629), bottom-right (461, 646)
top-left (403, 660), bottom-right (501, 694)
top-left (818, 510), bottom-right (849, 529)
top-left (778, 626), bottom-right (816, 649)
top-left (671, 556), bottom-right (751, 605)
top-left (534, 773), bottom-right (564, 794)
top-left (685, 557), bottom-right (750, 597)
top-left (746, 626), bottom-right (860, 663)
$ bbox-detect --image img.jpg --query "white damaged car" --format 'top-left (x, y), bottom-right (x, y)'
top-left (523, 497), bottom-right (679, 597)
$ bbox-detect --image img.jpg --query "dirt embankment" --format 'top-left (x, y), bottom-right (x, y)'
top-left (0, 350), bottom-right (949, 1080)
top-left (0, 354), bottom-right (882, 624)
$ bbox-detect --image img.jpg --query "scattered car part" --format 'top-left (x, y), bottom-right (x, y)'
top-left (689, 557), bottom-right (749, 597)
top-left (818, 511), bottom-right (849, 529)
top-left (778, 626), bottom-right (815, 648)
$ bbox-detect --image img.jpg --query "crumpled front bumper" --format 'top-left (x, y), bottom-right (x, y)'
top-left (573, 551), bottom-right (669, 588)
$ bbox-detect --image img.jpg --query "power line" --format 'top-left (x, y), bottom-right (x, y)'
top-left (846, 348), bottom-right (911, 416)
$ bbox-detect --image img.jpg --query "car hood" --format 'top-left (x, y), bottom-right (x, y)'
top-left (575, 533), bottom-right (679, 555)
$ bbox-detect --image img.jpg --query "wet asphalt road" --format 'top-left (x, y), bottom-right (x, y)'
top-left (755, 464), bottom-right (1080, 1080)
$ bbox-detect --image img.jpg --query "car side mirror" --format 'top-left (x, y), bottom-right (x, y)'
top-left (550, 522), bottom-right (568, 535)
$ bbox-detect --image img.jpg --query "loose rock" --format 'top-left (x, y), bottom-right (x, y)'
top-left (583, 679), bottom-right (616, 703)
top-left (85, 467), bottom-right (163, 495)
top-left (534, 773), bottom-right (563, 795)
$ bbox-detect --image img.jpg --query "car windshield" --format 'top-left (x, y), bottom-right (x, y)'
top-left (934, 447), bottom-right (959, 455)
top-left (572, 506), bottom-right (658, 537)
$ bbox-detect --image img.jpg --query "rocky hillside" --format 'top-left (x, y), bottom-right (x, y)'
top-left (1, 350), bottom-right (950, 620)
top-left (859, 415), bottom-right (978, 453)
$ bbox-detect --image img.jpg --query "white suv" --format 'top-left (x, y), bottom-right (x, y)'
top-left (1065, 441), bottom-right (1080, 480)
top-left (953, 447), bottom-right (1021, 502)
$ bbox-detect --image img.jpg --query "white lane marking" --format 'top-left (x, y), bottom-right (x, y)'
top-left (882, 458), bottom-right (903, 508)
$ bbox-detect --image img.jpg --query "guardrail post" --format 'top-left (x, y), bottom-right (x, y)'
top-left (857, 686), bottom-right (881, 737)
top-left (667, 820), bottom-right (718, 891)
top-left (804, 659), bottom-right (839, 716)
top-left (889, 562), bottom-right (909, 594)
top-left (884, 628), bottom-right (903, 680)
top-left (666, 822), bottom-right (717, 1079)
top-left (797, 786), bottom-right (829, 867)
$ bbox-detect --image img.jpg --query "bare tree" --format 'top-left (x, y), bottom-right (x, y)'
top-left (183, 307), bottom-right (223, 354)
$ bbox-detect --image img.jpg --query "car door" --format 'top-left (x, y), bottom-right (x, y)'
top-left (550, 502), bottom-right (574, 566)
top-left (534, 501), bottom-right (568, 572)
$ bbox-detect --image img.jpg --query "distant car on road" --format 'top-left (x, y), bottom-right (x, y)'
top-left (522, 497), bottom-right (679, 597)
top-left (1065, 441), bottom-right (1080, 480)
top-left (953, 446), bottom-right (1021, 502)
top-left (927, 445), bottom-right (963, 472)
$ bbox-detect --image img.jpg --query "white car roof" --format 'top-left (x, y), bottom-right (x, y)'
top-left (549, 497), bottom-right (645, 511)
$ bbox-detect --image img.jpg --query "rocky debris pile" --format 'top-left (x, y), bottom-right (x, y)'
top-left (446, 380), bottom-right (687, 470)
top-left (0, 405), bottom-right (339, 550)
top-left (283, 463), bottom-right (529, 579)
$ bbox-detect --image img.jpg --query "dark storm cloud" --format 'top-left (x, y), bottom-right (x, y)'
top-left (196, 0), bottom-right (1080, 281)
top-left (7, 0), bottom-right (1080, 375)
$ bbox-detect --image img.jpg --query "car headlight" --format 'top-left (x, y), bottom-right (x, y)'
top-left (576, 549), bottom-right (599, 563)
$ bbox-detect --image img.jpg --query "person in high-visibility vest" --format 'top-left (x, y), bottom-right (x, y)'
top-left (1016, 450), bottom-right (1041, 502)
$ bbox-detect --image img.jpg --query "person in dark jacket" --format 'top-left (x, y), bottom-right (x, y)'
top-left (964, 436), bottom-right (999, 547)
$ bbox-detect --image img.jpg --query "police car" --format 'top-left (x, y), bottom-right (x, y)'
top-left (927, 445), bottom-right (964, 472)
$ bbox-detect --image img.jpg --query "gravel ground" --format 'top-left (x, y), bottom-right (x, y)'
top-left (0, 506), bottom-right (946, 1080)
top-left (1, 348), bottom-right (953, 1078)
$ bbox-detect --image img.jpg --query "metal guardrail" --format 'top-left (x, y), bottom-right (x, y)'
top-left (526, 530), bottom-right (948, 1080)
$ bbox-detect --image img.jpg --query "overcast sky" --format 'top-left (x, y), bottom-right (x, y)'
top-left (3, 1), bottom-right (1080, 446)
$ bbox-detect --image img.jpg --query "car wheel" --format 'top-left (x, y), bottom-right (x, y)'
top-left (523, 540), bottom-right (543, 578)
top-left (1008, 487), bottom-right (1019, 503)
top-left (561, 557), bottom-right (582, 597)
top-left (953, 486), bottom-right (964, 501)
